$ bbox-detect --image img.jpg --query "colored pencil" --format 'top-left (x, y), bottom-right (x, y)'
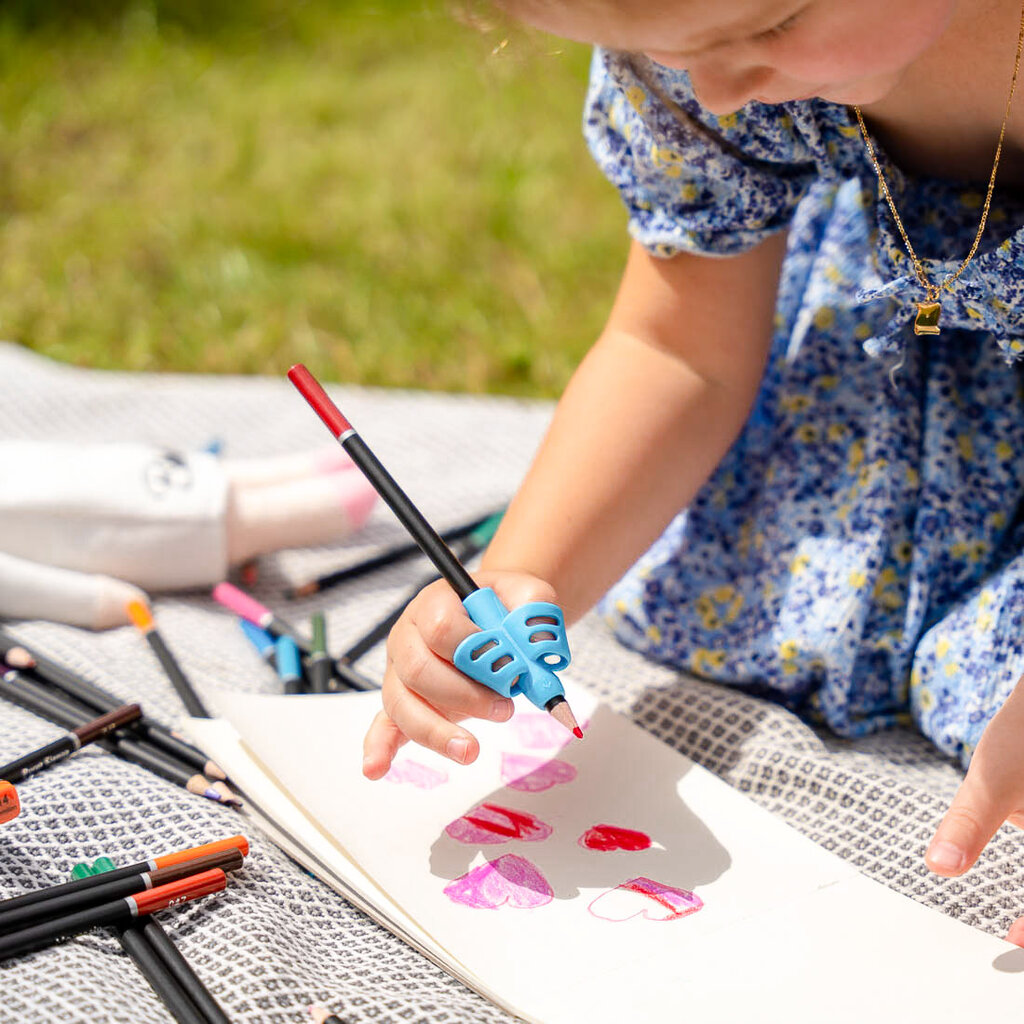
top-left (0, 626), bottom-right (224, 780)
top-left (139, 917), bottom-right (233, 1024)
top-left (0, 670), bottom-right (238, 805)
top-left (0, 702), bottom-right (141, 783)
top-left (117, 923), bottom-right (208, 1024)
top-left (126, 600), bottom-right (210, 718)
top-left (0, 849), bottom-right (243, 934)
top-left (212, 582), bottom-right (311, 653)
top-left (0, 836), bottom-right (248, 916)
top-left (0, 868), bottom-right (227, 959)
top-left (275, 636), bottom-right (304, 695)
top-left (287, 364), bottom-right (581, 736)
top-left (239, 619), bottom-right (276, 671)
top-left (213, 583), bottom-right (377, 692)
top-left (336, 516), bottom-right (502, 670)
top-left (287, 508), bottom-right (501, 598)
top-left (309, 1006), bottom-right (345, 1024)
top-left (308, 613), bottom-right (330, 694)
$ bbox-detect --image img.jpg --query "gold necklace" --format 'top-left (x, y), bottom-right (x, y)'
top-left (853, 2), bottom-right (1024, 337)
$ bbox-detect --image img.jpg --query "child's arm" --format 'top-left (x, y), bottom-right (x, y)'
top-left (362, 232), bottom-right (788, 776)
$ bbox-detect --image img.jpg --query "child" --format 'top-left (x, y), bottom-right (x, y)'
top-left (363, 0), bottom-right (1024, 929)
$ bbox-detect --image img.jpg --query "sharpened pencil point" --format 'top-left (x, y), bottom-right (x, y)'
top-left (546, 695), bottom-right (582, 738)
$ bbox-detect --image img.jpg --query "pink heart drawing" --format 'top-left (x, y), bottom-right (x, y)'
top-left (383, 759), bottom-right (447, 789)
top-left (444, 854), bottom-right (554, 910)
top-left (510, 713), bottom-right (577, 749)
top-left (501, 753), bottom-right (577, 792)
top-left (445, 803), bottom-right (553, 845)
top-left (588, 877), bottom-right (703, 922)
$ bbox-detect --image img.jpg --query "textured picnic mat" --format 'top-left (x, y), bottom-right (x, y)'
top-left (0, 341), bottom-right (1020, 1024)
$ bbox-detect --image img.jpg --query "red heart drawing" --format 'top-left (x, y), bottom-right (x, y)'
top-left (578, 824), bottom-right (652, 852)
top-left (383, 759), bottom-right (447, 789)
top-left (588, 877), bottom-right (703, 922)
top-left (444, 854), bottom-right (554, 909)
top-left (445, 803), bottom-right (553, 845)
top-left (501, 753), bottom-right (577, 792)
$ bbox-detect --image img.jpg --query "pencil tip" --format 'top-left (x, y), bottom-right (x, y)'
top-left (546, 696), bottom-right (582, 738)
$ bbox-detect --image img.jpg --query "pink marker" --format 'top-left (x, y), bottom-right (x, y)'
top-left (212, 582), bottom-right (311, 654)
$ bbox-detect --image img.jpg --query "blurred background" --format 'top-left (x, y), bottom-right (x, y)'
top-left (0, 0), bottom-right (626, 397)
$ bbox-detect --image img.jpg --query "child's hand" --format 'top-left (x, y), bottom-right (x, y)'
top-left (926, 674), bottom-right (1024, 944)
top-left (361, 570), bottom-right (558, 779)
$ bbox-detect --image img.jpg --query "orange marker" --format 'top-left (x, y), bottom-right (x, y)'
top-left (0, 781), bottom-right (19, 824)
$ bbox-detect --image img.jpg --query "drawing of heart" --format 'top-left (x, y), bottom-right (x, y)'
top-left (501, 753), bottom-right (577, 792)
top-left (445, 803), bottom-right (553, 844)
top-left (578, 824), bottom-right (652, 852)
top-left (588, 877), bottom-right (703, 922)
top-left (444, 854), bottom-right (554, 910)
top-left (383, 759), bottom-right (448, 789)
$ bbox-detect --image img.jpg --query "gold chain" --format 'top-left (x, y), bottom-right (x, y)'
top-left (853, 2), bottom-right (1024, 304)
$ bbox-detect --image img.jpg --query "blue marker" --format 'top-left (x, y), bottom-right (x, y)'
top-left (239, 619), bottom-right (276, 669)
top-left (275, 636), bottom-right (304, 695)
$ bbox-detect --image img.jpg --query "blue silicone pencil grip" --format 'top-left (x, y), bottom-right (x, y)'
top-left (452, 587), bottom-right (571, 711)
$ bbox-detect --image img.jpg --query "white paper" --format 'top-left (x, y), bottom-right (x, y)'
top-left (188, 683), bottom-right (1023, 1023)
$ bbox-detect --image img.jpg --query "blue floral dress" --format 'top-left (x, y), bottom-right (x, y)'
top-left (586, 50), bottom-right (1024, 767)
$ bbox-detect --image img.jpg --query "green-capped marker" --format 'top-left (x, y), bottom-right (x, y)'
top-left (92, 857), bottom-right (117, 875)
top-left (69, 862), bottom-right (95, 880)
top-left (308, 612), bottom-right (331, 694)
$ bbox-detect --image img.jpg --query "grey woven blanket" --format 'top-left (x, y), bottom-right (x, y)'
top-left (0, 342), bottom-right (1019, 1024)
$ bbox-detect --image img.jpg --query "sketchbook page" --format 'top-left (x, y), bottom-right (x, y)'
top-left (184, 717), bottom-right (495, 1001)
top-left (212, 684), bottom-right (881, 1022)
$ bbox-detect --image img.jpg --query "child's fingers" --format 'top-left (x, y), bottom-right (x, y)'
top-left (380, 665), bottom-right (482, 767)
top-left (926, 678), bottom-right (1024, 876)
top-left (1007, 917), bottom-right (1024, 948)
top-left (407, 579), bottom-right (480, 661)
top-left (362, 709), bottom-right (408, 780)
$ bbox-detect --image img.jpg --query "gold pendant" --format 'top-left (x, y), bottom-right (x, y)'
top-left (914, 301), bottom-right (941, 336)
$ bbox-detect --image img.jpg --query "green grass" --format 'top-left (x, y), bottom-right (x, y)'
top-left (0, 1), bottom-right (627, 396)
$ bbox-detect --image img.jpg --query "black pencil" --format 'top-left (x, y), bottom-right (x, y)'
top-left (0, 868), bottom-right (227, 960)
top-left (0, 670), bottom-right (238, 805)
top-left (140, 917), bottom-right (233, 1024)
top-left (337, 526), bottom-right (495, 670)
top-left (118, 923), bottom-right (208, 1024)
top-left (0, 849), bottom-right (243, 934)
top-left (0, 702), bottom-right (142, 783)
top-left (0, 836), bottom-right (248, 917)
top-left (287, 509), bottom-right (500, 598)
top-left (0, 626), bottom-right (224, 780)
top-left (288, 364), bottom-right (581, 735)
top-left (126, 600), bottom-right (210, 718)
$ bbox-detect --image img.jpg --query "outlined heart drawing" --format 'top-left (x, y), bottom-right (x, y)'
top-left (383, 759), bottom-right (448, 789)
top-left (578, 824), bottom-right (652, 852)
top-left (501, 753), bottom-right (577, 792)
top-left (444, 854), bottom-right (554, 910)
top-left (445, 803), bottom-right (553, 845)
top-left (588, 877), bottom-right (703, 922)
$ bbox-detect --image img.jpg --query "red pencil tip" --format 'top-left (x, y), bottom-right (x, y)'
top-left (573, 727), bottom-right (584, 740)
